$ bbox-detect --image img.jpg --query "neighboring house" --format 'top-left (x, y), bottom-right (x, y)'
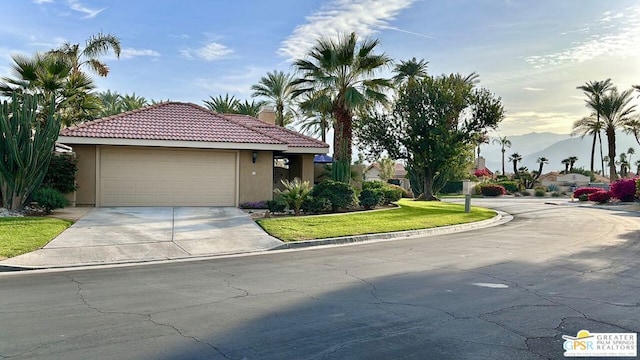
top-left (363, 162), bottom-right (410, 190)
top-left (58, 102), bottom-right (328, 207)
top-left (539, 171), bottom-right (608, 192)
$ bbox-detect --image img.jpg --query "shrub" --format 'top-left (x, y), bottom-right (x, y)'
top-left (495, 181), bottom-right (520, 193)
top-left (588, 190), bottom-right (611, 203)
top-left (578, 194), bottom-right (589, 201)
top-left (311, 180), bottom-right (355, 211)
top-left (41, 154), bottom-right (78, 194)
top-left (610, 178), bottom-right (637, 202)
top-left (388, 184), bottom-right (412, 198)
top-left (381, 186), bottom-right (403, 204)
top-left (239, 201), bottom-right (268, 209)
top-left (266, 199), bottom-right (286, 213)
top-left (32, 187), bottom-right (69, 213)
top-left (534, 189), bottom-right (546, 197)
top-left (359, 188), bottom-right (383, 209)
top-left (551, 192), bottom-right (561, 197)
top-left (439, 181), bottom-right (463, 194)
top-left (520, 190), bottom-right (531, 196)
top-left (479, 184), bottom-right (506, 196)
top-left (273, 178), bottom-right (312, 216)
top-left (547, 184), bottom-right (560, 192)
top-left (573, 187), bottom-right (601, 198)
top-left (301, 197), bottom-right (331, 214)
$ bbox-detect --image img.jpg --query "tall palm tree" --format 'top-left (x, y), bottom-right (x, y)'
top-left (600, 88), bottom-right (637, 181)
top-left (627, 147), bottom-right (635, 167)
top-left (237, 99), bottom-right (267, 118)
top-left (561, 158), bottom-right (571, 173)
top-left (568, 156), bottom-right (578, 171)
top-left (577, 79), bottom-right (612, 173)
top-left (508, 152), bottom-right (522, 178)
top-left (292, 32), bottom-right (393, 182)
top-left (635, 159), bottom-right (640, 175)
top-left (492, 135), bottom-right (511, 175)
top-left (203, 94), bottom-right (240, 113)
top-left (618, 153), bottom-right (629, 177)
top-left (572, 114), bottom-right (604, 174)
top-left (97, 90), bottom-right (123, 117)
top-left (48, 32), bottom-right (121, 77)
top-left (251, 70), bottom-right (295, 127)
top-left (392, 57), bottom-right (428, 86)
top-left (120, 93), bottom-right (148, 112)
top-left (535, 157), bottom-right (549, 180)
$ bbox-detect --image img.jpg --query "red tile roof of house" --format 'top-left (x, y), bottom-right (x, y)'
top-left (60, 102), bottom-right (329, 149)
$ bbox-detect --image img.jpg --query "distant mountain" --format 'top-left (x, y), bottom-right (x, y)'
top-left (481, 132), bottom-right (640, 174)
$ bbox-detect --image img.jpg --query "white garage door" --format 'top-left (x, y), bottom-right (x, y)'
top-left (99, 147), bottom-right (236, 206)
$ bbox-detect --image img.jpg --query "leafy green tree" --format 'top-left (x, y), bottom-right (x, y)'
top-left (577, 80), bottom-right (612, 174)
top-left (357, 73), bottom-right (504, 200)
top-left (251, 70), bottom-right (295, 127)
top-left (599, 88), bottom-right (636, 181)
top-left (0, 94), bottom-right (60, 210)
top-left (492, 135), bottom-right (511, 176)
top-left (293, 32), bottom-right (393, 182)
top-left (48, 32), bottom-right (121, 77)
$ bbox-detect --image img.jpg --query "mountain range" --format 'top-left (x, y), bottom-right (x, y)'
top-left (480, 132), bottom-right (640, 175)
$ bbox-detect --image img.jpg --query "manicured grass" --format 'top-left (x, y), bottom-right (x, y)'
top-left (0, 217), bottom-right (72, 259)
top-left (257, 198), bottom-right (495, 241)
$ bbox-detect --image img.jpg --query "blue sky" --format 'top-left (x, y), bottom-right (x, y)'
top-left (2, 0), bottom-right (640, 136)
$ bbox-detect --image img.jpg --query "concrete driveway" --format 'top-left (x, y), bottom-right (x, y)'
top-left (0, 207), bottom-right (283, 269)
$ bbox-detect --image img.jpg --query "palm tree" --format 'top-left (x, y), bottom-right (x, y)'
top-left (572, 114), bottom-right (604, 174)
top-left (599, 88), bottom-right (637, 181)
top-left (120, 93), bottom-right (148, 112)
top-left (568, 156), bottom-right (578, 171)
top-left (635, 159), bottom-right (640, 175)
top-left (627, 147), bottom-right (635, 167)
top-left (577, 79), bottom-right (613, 173)
top-left (48, 32), bottom-right (121, 77)
top-left (561, 158), bottom-right (571, 173)
top-left (97, 90), bottom-right (123, 117)
top-left (492, 135), bottom-right (511, 175)
top-left (392, 57), bottom-right (428, 86)
top-left (203, 94), bottom-right (240, 113)
top-left (535, 157), bottom-right (549, 180)
top-left (292, 32), bottom-right (393, 182)
top-left (251, 70), bottom-right (296, 127)
top-left (618, 153), bottom-right (629, 177)
top-left (236, 99), bottom-right (267, 118)
top-left (508, 152), bottom-right (522, 178)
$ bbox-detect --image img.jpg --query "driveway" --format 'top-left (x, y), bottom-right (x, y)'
top-left (0, 207), bottom-right (283, 268)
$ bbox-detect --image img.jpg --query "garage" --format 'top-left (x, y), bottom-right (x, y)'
top-left (99, 147), bottom-right (237, 206)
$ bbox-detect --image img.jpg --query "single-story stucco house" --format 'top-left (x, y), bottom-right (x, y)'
top-left (57, 102), bottom-right (329, 207)
top-left (363, 162), bottom-right (410, 190)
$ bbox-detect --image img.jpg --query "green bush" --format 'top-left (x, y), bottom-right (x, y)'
top-left (495, 181), bottom-right (519, 193)
top-left (439, 181), bottom-right (463, 194)
top-left (41, 154), bottom-right (78, 194)
top-left (547, 184), bottom-right (560, 192)
top-left (359, 189), bottom-right (383, 209)
top-left (534, 189), bottom-right (546, 197)
top-left (551, 192), bottom-right (561, 197)
top-left (273, 178), bottom-right (312, 216)
top-left (311, 180), bottom-right (355, 211)
top-left (32, 187), bottom-right (69, 213)
top-left (520, 190), bottom-right (531, 196)
top-left (363, 181), bottom-right (404, 204)
top-left (266, 199), bottom-right (286, 213)
top-left (301, 197), bottom-right (331, 214)
top-left (578, 194), bottom-right (589, 201)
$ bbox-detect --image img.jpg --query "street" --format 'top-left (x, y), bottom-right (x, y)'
top-left (1, 199), bottom-right (639, 359)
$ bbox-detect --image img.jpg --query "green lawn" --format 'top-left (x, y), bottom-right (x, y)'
top-left (257, 198), bottom-right (495, 241)
top-left (0, 217), bottom-right (72, 259)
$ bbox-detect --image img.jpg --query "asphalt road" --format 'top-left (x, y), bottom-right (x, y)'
top-left (1, 199), bottom-right (639, 359)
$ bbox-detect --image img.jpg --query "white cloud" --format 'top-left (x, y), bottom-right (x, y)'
top-left (181, 42), bottom-right (233, 61)
top-left (279, 0), bottom-right (415, 59)
top-left (500, 111), bottom-right (576, 135)
top-left (523, 87), bottom-right (546, 91)
top-left (120, 48), bottom-right (161, 59)
top-left (525, 5), bottom-right (640, 68)
top-left (67, 0), bottom-right (104, 19)
top-left (33, 0), bottom-right (54, 4)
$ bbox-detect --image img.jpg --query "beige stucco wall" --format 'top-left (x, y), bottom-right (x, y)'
top-left (238, 150), bottom-right (274, 204)
top-left (288, 154), bottom-right (315, 185)
top-left (73, 144), bottom-right (97, 206)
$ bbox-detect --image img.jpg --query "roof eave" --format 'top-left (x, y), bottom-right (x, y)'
top-left (56, 136), bottom-right (288, 151)
top-left (283, 146), bottom-right (330, 154)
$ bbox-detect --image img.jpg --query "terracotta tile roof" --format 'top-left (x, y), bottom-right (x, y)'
top-left (60, 102), bottom-right (328, 149)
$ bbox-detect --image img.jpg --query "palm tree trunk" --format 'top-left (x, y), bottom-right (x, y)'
top-left (332, 106), bottom-right (353, 183)
top-left (598, 131), bottom-right (605, 175)
top-left (501, 149), bottom-right (505, 176)
top-left (590, 132), bottom-right (597, 173)
top-left (607, 127), bottom-right (617, 182)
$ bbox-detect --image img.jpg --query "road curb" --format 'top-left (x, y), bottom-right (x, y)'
top-left (272, 210), bottom-right (511, 250)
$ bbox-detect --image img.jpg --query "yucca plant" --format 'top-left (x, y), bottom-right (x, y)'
top-left (0, 93), bottom-right (60, 210)
top-left (273, 177), bottom-right (312, 216)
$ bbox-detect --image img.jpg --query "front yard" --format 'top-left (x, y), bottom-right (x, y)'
top-left (257, 198), bottom-right (495, 241)
top-left (0, 217), bottom-right (72, 259)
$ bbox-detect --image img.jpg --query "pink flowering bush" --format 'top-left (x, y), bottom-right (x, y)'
top-left (610, 178), bottom-right (637, 202)
top-left (588, 190), bottom-right (611, 204)
top-left (573, 187), bottom-right (601, 198)
top-left (474, 168), bottom-right (492, 178)
top-left (479, 184), bottom-right (506, 196)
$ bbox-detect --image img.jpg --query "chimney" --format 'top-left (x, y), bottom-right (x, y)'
top-left (258, 105), bottom-right (276, 125)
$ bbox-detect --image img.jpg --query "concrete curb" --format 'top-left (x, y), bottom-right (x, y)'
top-left (272, 210), bottom-right (511, 250)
